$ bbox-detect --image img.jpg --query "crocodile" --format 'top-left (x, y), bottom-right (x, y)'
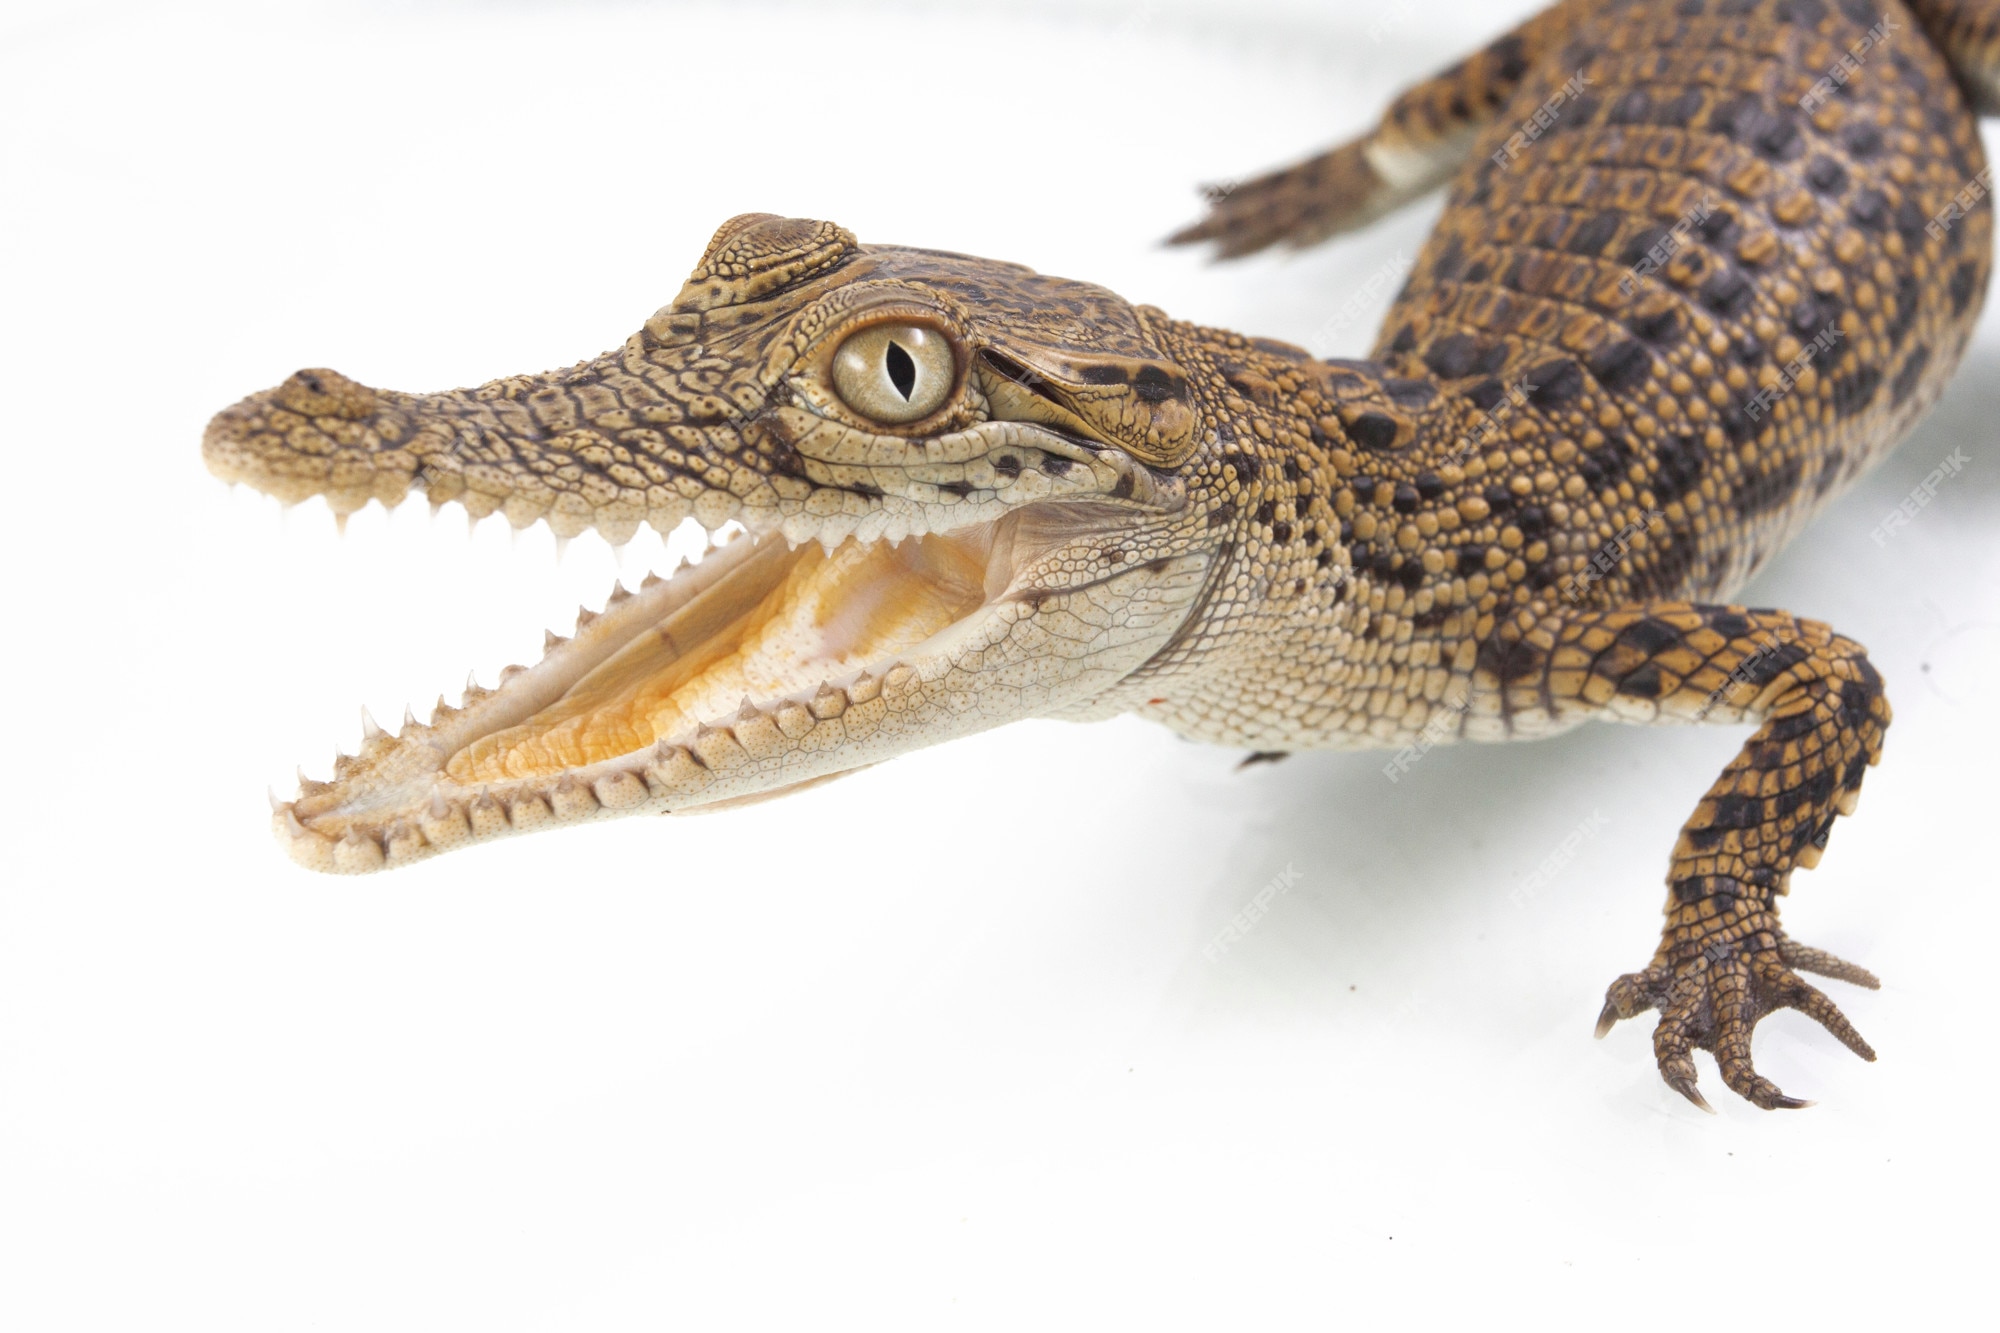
top-left (203, 0), bottom-right (2000, 1111)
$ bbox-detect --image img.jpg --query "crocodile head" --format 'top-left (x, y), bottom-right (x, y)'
top-left (204, 214), bottom-right (1232, 872)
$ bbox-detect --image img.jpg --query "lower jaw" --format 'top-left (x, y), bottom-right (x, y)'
top-left (278, 511), bottom-right (1037, 872)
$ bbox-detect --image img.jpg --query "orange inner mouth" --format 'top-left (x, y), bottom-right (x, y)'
top-left (444, 528), bottom-right (999, 783)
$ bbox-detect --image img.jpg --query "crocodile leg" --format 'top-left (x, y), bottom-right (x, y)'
top-left (1477, 602), bottom-right (1890, 1109)
top-left (1911, 0), bottom-right (2000, 110)
top-left (1167, 0), bottom-right (1594, 256)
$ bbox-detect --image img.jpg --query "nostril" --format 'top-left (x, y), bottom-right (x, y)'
top-left (275, 367), bottom-right (377, 421)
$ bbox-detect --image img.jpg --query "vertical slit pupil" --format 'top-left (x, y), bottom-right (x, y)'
top-left (885, 340), bottom-right (918, 400)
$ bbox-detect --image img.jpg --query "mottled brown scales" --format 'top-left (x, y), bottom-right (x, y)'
top-left (205, 0), bottom-right (1998, 1110)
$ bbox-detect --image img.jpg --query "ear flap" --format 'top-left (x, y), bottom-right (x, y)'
top-left (671, 214), bottom-right (859, 313)
top-left (980, 337), bottom-right (1199, 469)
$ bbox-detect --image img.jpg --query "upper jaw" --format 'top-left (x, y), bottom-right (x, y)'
top-left (201, 358), bottom-right (1184, 549)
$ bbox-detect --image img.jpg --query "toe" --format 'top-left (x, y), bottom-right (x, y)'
top-left (1788, 981), bottom-right (1878, 1062)
top-left (1778, 940), bottom-right (1880, 990)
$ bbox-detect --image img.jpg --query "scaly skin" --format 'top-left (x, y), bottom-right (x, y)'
top-left (204, 0), bottom-right (1995, 1109)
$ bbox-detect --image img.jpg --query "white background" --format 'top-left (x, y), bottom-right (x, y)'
top-left (4, 1), bottom-right (1997, 1327)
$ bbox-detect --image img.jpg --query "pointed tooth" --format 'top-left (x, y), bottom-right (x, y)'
top-left (550, 775), bottom-right (599, 820)
top-left (503, 495), bottom-right (548, 530)
top-left (296, 767), bottom-right (332, 797)
top-left (607, 580), bottom-right (632, 606)
top-left (693, 492), bottom-right (739, 533)
top-left (333, 511), bottom-right (351, 536)
top-left (333, 828), bottom-right (386, 873)
top-left (420, 791), bottom-right (472, 849)
top-left (276, 810), bottom-right (334, 871)
top-left (360, 707), bottom-right (386, 743)
top-left (593, 770), bottom-right (650, 809)
top-left (817, 515), bottom-right (858, 551)
top-left (268, 787), bottom-right (286, 813)
top-left (544, 629), bottom-right (568, 653)
top-left (382, 821), bottom-right (427, 863)
top-left (737, 695), bottom-right (761, 722)
top-left (690, 725), bottom-right (750, 771)
top-left (553, 534), bottom-right (573, 559)
top-left (774, 699), bottom-right (817, 739)
top-left (809, 682), bottom-right (848, 720)
top-left (468, 791), bottom-right (509, 837)
top-left (431, 694), bottom-right (452, 723)
top-left (730, 708), bottom-right (788, 759)
top-left (402, 704), bottom-right (418, 733)
top-left (506, 792), bottom-right (555, 830)
top-left (647, 498), bottom-right (693, 534)
top-left (575, 607), bottom-right (599, 631)
top-left (595, 516), bottom-right (641, 546)
top-left (641, 570), bottom-right (665, 590)
top-left (644, 743), bottom-right (712, 794)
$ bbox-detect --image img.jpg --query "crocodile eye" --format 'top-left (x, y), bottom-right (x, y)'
top-left (831, 323), bottom-right (955, 424)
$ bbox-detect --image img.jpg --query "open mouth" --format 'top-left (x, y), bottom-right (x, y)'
top-left (276, 497), bottom-right (1144, 872)
top-left (447, 526), bottom-right (997, 784)
top-left (213, 261), bottom-right (1207, 874)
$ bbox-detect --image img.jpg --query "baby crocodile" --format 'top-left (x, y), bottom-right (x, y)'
top-left (204, 0), bottom-right (1999, 1110)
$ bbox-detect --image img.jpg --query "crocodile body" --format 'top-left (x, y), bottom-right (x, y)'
top-left (204, 0), bottom-right (1999, 1109)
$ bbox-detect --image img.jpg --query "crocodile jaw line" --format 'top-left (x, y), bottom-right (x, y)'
top-left (275, 502), bottom-right (1184, 873)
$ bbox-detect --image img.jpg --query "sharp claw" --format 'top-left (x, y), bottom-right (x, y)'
top-left (1772, 1096), bottom-right (1815, 1110)
top-left (1790, 985), bottom-right (1879, 1062)
top-left (1594, 1002), bottom-right (1619, 1039)
top-left (1667, 1076), bottom-right (1716, 1114)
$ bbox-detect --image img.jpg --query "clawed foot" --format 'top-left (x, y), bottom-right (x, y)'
top-left (1596, 932), bottom-right (1879, 1111)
